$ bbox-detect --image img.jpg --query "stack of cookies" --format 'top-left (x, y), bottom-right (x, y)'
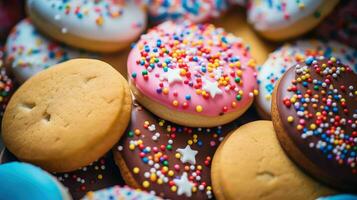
top-left (0, 0), bottom-right (356, 200)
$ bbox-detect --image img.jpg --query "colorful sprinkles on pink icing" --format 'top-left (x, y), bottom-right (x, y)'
top-left (283, 56), bottom-right (357, 173)
top-left (128, 21), bottom-right (258, 117)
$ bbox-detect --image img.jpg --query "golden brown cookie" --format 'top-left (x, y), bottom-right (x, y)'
top-left (2, 59), bottom-right (132, 172)
top-left (211, 121), bottom-right (335, 200)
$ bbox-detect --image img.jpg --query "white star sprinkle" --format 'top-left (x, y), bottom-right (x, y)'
top-left (202, 78), bottom-right (223, 98)
top-left (176, 145), bottom-right (198, 164)
top-left (164, 68), bottom-right (182, 85)
top-left (173, 172), bottom-right (194, 197)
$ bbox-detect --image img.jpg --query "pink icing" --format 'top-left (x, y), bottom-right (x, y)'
top-left (128, 21), bottom-right (257, 117)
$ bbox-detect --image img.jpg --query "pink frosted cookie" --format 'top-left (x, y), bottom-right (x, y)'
top-left (128, 22), bottom-right (258, 127)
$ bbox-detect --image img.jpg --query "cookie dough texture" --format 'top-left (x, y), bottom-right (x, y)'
top-left (1, 59), bottom-right (131, 172)
top-left (211, 121), bottom-right (334, 200)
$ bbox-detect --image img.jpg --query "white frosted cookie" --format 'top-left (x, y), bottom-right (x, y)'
top-left (247, 0), bottom-right (339, 41)
top-left (256, 39), bottom-right (357, 118)
top-left (146, 0), bottom-right (227, 24)
top-left (5, 19), bottom-right (97, 83)
top-left (27, 0), bottom-right (147, 52)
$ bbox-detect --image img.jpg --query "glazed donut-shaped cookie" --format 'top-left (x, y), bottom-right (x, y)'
top-left (247, 0), bottom-right (339, 41)
top-left (256, 40), bottom-right (357, 118)
top-left (0, 162), bottom-right (72, 200)
top-left (82, 186), bottom-right (161, 200)
top-left (1, 150), bottom-right (125, 200)
top-left (27, 0), bottom-right (147, 52)
top-left (146, 0), bottom-right (227, 24)
top-left (128, 21), bottom-right (258, 127)
top-left (5, 19), bottom-right (96, 83)
top-left (272, 56), bottom-right (357, 191)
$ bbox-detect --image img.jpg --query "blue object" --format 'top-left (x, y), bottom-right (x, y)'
top-left (317, 194), bottom-right (357, 200)
top-left (0, 162), bottom-right (65, 200)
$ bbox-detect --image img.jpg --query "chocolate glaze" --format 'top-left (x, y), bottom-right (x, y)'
top-left (0, 149), bottom-right (125, 200)
top-left (114, 102), bottom-right (260, 199)
top-left (276, 58), bottom-right (357, 190)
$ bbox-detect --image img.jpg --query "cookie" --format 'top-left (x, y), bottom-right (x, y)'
top-left (145, 0), bottom-right (227, 24)
top-left (256, 39), bottom-right (357, 119)
top-left (247, 0), bottom-right (339, 41)
top-left (82, 185), bottom-right (161, 200)
top-left (128, 21), bottom-right (258, 127)
top-left (2, 59), bottom-right (132, 172)
top-left (27, 0), bottom-right (147, 52)
top-left (1, 149), bottom-right (125, 200)
top-left (4, 19), bottom-right (97, 83)
top-left (315, 0), bottom-right (357, 49)
top-left (0, 162), bottom-right (72, 200)
top-left (271, 56), bottom-right (357, 190)
top-left (113, 102), bottom-right (252, 199)
top-left (211, 121), bottom-right (335, 200)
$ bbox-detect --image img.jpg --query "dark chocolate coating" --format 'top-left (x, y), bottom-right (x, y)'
top-left (276, 59), bottom-right (357, 190)
top-left (114, 102), bottom-right (260, 199)
top-left (0, 149), bottom-right (125, 200)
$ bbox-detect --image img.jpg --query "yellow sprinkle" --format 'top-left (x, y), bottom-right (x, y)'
top-left (133, 167), bottom-right (140, 174)
top-left (310, 124), bottom-right (317, 130)
top-left (171, 186), bottom-right (177, 192)
top-left (168, 170), bottom-right (174, 176)
top-left (142, 181), bottom-right (150, 188)
top-left (129, 144), bottom-right (135, 150)
top-left (196, 105), bottom-right (203, 112)
top-left (175, 153), bottom-right (181, 159)
top-left (97, 174), bottom-right (103, 180)
top-left (188, 140), bottom-right (193, 145)
top-left (287, 116), bottom-right (294, 122)
top-left (192, 186), bottom-right (197, 193)
top-left (197, 165), bottom-right (202, 170)
top-left (207, 186), bottom-right (212, 191)
top-left (157, 178), bottom-right (163, 184)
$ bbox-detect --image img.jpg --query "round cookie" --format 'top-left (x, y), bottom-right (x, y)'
top-left (0, 0), bottom-right (25, 41)
top-left (256, 40), bottom-right (357, 119)
top-left (27, 0), bottom-right (147, 52)
top-left (1, 149), bottom-right (125, 200)
top-left (113, 102), bottom-right (245, 199)
top-left (145, 0), bottom-right (227, 24)
top-left (211, 121), bottom-right (334, 200)
top-left (82, 185), bottom-right (161, 200)
top-left (2, 59), bottom-right (132, 172)
top-left (0, 162), bottom-right (72, 200)
top-left (271, 56), bottom-right (357, 191)
top-left (315, 0), bottom-right (357, 49)
top-left (4, 19), bottom-right (97, 83)
top-left (128, 21), bottom-right (258, 127)
top-left (247, 0), bottom-right (339, 41)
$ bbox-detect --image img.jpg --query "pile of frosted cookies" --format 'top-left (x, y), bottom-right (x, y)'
top-left (0, 0), bottom-right (356, 200)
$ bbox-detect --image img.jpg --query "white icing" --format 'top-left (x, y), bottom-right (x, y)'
top-left (173, 172), bottom-right (194, 197)
top-left (176, 145), bottom-right (198, 165)
top-left (27, 0), bottom-right (147, 42)
top-left (257, 39), bottom-right (357, 117)
top-left (5, 19), bottom-right (97, 83)
top-left (248, 0), bottom-right (323, 31)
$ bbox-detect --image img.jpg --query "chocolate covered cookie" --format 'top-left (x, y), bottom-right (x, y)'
top-left (272, 56), bottom-right (357, 191)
